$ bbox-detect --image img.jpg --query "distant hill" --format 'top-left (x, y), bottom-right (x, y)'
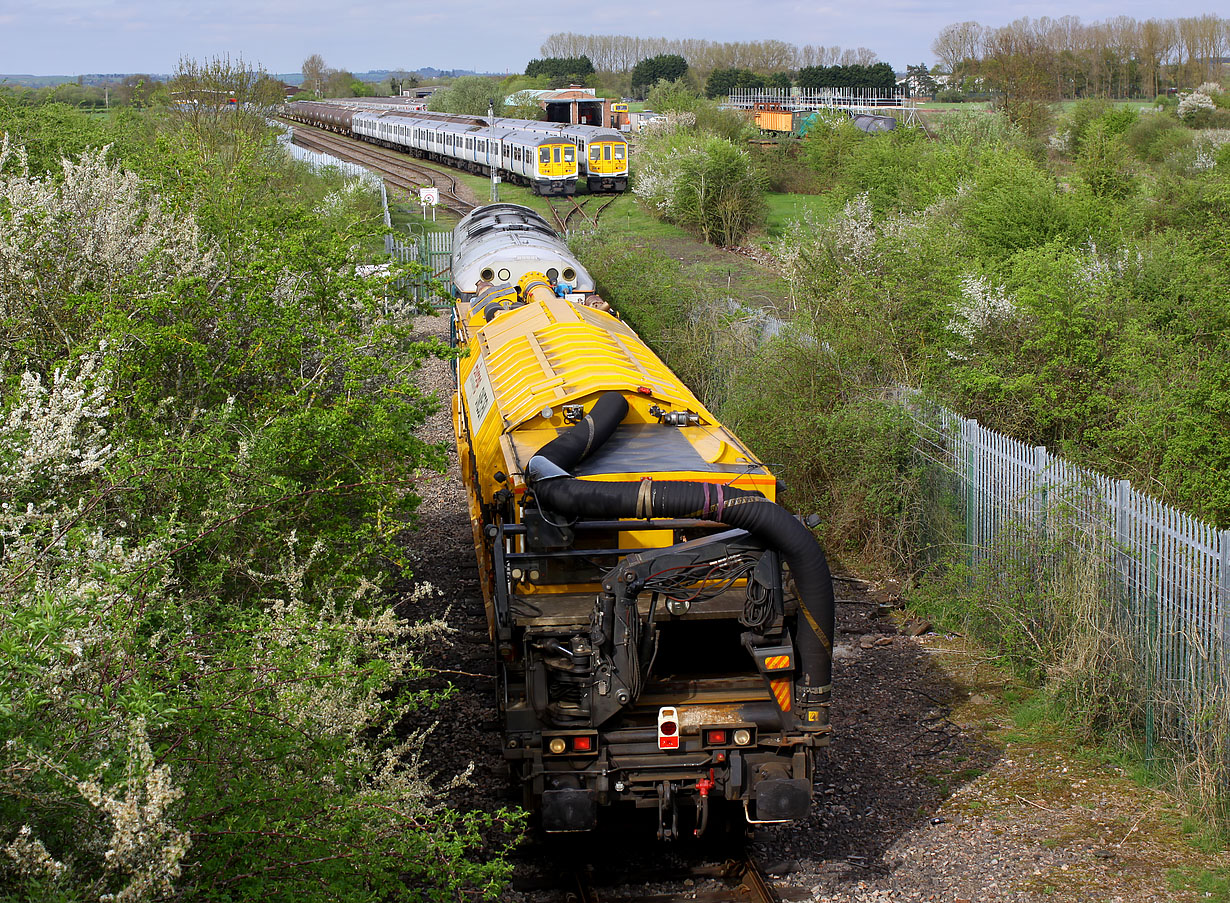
top-left (0, 67), bottom-right (489, 88)
top-left (273, 68), bottom-right (481, 86)
top-left (0, 73), bottom-right (169, 87)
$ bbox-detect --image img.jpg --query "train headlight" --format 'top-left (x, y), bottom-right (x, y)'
top-left (497, 268), bottom-right (511, 282)
top-left (548, 738), bottom-right (567, 755)
top-left (733, 729), bottom-right (752, 746)
top-left (562, 268), bottom-right (576, 282)
top-left (666, 598), bottom-right (690, 616)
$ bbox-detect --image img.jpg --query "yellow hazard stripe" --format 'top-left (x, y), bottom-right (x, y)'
top-left (764, 655), bottom-right (791, 671)
top-left (770, 679), bottom-right (792, 712)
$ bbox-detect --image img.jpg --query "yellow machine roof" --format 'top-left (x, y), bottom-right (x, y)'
top-left (475, 297), bottom-right (715, 432)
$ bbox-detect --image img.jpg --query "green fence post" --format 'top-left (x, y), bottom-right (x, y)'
top-left (1146, 542), bottom-right (1158, 768)
top-left (965, 419), bottom-right (976, 574)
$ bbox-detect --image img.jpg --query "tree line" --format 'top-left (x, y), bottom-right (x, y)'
top-left (539, 33), bottom-right (878, 79)
top-left (524, 55), bottom-right (595, 86)
top-left (933, 14), bottom-right (1230, 100)
top-left (299, 53), bottom-right (418, 99)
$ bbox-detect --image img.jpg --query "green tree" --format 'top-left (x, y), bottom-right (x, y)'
top-left (905, 63), bottom-right (938, 96)
top-left (705, 68), bottom-right (768, 98)
top-left (631, 54), bottom-right (689, 97)
top-left (506, 89), bottom-right (546, 120)
top-left (767, 71), bottom-right (793, 91)
top-left (525, 55), bottom-right (595, 87)
top-left (0, 101), bottom-right (521, 903)
top-left (646, 77), bottom-right (700, 112)
top-left (428, 75), bottom-right (506, 115)
top-left (797, 63), bottom-right (895, 91)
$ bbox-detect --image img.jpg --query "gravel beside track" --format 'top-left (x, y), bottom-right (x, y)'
top-left (397, 312), bottom-right (1221, 903)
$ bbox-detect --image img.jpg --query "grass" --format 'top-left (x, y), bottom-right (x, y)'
top-left (388, 199), bottom-right (453, 235)
top-left (916, 101), bottom-right (995, 111)
top-left (761, 191), bottom-right (839, 238)
top-left (1168, 866), bottom-right (1230, 902)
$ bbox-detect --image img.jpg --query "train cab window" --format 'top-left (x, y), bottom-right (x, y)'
top-left (604, 146), bottom-right (612, 161)
top-left (553, 147), bottom-right (561, 164)
top-left (614, 145), bottom-right (625, 159)
top-left (590, 146), bottom-right (600, 161)
top-left (564, 147), bottom-right (574, 162)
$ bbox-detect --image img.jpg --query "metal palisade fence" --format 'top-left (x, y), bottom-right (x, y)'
top-left (907, 392), bottom-right (1229, 758)
top-left (386, 232), bottom-right (453, 307)
top-left (276, 127), bottom-right (383, 188)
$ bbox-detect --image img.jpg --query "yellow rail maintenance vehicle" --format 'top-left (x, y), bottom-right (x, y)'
top-left (450, 204), bottom-right (834, 838)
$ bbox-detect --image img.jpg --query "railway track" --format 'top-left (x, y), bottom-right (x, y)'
top-left (279, 117), bottom-right (476, 218)
top-left (547, 193), bottom-right (618, 235)
top-left (554, 852), bottom-right (794, 903)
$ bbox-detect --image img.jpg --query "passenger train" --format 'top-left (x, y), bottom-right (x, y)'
top-left (283, 100), bottom-right (578, 196)
top-left (449, 204), bottom-right (835, 838)
top-left (285, 99), bottom-right (628, 194)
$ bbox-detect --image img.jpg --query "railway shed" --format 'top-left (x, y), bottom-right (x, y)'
top-left (537, 85), bottom-right (612, 127)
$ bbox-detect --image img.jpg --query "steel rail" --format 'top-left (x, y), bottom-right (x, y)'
top-left (280, 118), bottom-right (475, 217)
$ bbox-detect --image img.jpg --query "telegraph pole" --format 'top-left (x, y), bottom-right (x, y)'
top-left (489, 98), bottom-right (499, 203)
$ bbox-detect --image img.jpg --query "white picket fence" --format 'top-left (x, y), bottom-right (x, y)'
top-left (908, 395), bottom-right (1230, 743)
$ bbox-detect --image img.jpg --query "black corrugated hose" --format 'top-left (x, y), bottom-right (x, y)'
top-left (526, 391), bottom-right (833, 728)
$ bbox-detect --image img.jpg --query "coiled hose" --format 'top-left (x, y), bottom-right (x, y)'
top-left (525, 392), bottom-right (833, 725)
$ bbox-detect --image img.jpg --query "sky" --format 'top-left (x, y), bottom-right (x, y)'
top-left (0, 0), bottom-right (1223, 77)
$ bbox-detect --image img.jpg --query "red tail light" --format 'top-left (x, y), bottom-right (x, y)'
top-left (657, 707), bottom-right (680, 750)
top-left (572, 735), bottom-right (592, 752)
top-left (705, 729), bottom-right (727, 745)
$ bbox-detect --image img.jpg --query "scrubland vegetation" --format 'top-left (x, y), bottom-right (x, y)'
top-left (0, 95), bottom-right (514, 900)
top-left (584, 81), bottom-right (1230, 824)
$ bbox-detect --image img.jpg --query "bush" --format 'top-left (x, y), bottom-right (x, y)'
top-left (725, 350), bottom-right (921, 566)
top-left (752, 141), bottom-right (821, 194)
top-left (1077, 120), bottom-right (1137, 198)
top-left (959, 152), bottom-right (1071, 257)
top-left (0, 104), bottom-right (517, 901)
top-left (1178, 91), bottom-right (1217, 122)
top-left (1053, 98), bottom-right (1111, 155)
top-left (1123, 112), bottom-right (1193, 162)
top-left (634, 133), bottom-right (766, 246)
